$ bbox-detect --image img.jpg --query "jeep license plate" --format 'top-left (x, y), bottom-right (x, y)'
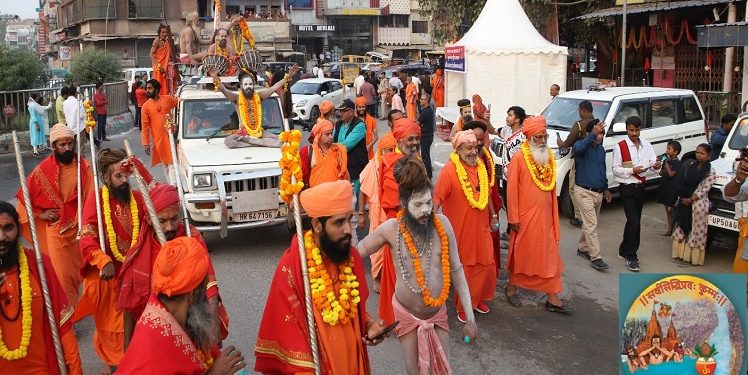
top-left (232, 210), bottom-right (278, 222)
top-left (708, 214), bottom-right (739, 232)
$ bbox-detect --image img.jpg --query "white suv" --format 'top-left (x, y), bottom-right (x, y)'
top-left (491, 87), bottom-right (707, 217)
top-left (176, 80), bottom-right (289, 238)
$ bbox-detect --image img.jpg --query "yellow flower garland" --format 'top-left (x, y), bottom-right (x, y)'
top-left (102, 186), bottom-right (139, 262)
top-left (305, 231), bottom-right (360, 325)
top-left (483, 148), bottom-right (495, 188)
top-left (215, 44), bottom-right (229, 58)
top-left (0, 245), bottom-right (32, 360)
top-left (278, 130), bottom-right (304, 203)
top-left (83, 100), bottom-right (97, 131)
top-left (237, 91), bottom-right (263, 138)
top-left (450, 152), bottom-right (489, 210)
top-left (520, 141), bottom-right (556, 192)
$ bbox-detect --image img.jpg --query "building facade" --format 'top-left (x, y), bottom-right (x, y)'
top-left (4, 21), bottom-right (37, 51)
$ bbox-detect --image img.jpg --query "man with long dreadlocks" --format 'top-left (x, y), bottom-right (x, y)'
top-left (357, 156), bottom-right (478, 375)
top-left (150, 24), bottom-right (178, 95)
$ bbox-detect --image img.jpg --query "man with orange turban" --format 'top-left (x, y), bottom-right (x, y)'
top-left (299, 112), bottom-right (349, 188)
top-left (117, 183), bottom-right (227, 350)
top-left (431, 69), bottom-right (444, 108)
top-left (76, 149), bottom-right (153, 374)
top-left (118, 237), bottom-right (245, 374)
top-left (357, 132), bottom-right (397, 291)
top-left (505, 116), bottom-right (570, 313)
top-left (255, 180), bottom-right (385, 374)
top-left (16, 123), bottom-right (94, 306)
top-left (356, 96), bottom-right (378, 160)
top-left (434, 130), bottom-right (497, 322)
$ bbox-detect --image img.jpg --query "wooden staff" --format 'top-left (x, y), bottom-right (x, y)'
top-left (282, 123), bottom-right (320, 375)
top-left (12, 131), bottom-right (67, 375)
top-left (76, 97), bottom-right (83, 238)
top-left (123, 140), bottom-right (166, 244)
top-left (87, 117), bottom-right (107, 253)
top-left (164, 113), bottom-right (190, 237)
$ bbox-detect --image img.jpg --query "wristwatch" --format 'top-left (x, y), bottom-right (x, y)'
top-left (735, 177), bottom-right (745, 185)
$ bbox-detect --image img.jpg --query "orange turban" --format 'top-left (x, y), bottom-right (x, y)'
top-left (378, 132), bottom-right (397, 152)
top-left (50, 123), bottom-right (75, 144)
top-left (522, 116), bottom-right (547, 138)
top-left (152, 237), bottom-right (210, 297)
top-left (451, 130), bottom-right (477, 150)
top-left (150, 183), bottom-right (180, 212)
top-left (354, 96), bottom-right (367, 107)
top-left (300, 180), bottom-right (353, 218)
top-left (392, 118), bottom-right (421, 141)
top-left (320, 100), bottom-right (334, 116)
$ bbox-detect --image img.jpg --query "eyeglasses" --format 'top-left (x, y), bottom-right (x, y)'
top-left (532, 134), bottom-right (549, 141)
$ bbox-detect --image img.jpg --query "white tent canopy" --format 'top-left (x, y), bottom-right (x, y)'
top-left (444, 0), bottom-right (568, 116)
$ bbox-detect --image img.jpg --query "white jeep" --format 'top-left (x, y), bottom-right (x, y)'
top-left (175, 79), bottom-right (290, 238)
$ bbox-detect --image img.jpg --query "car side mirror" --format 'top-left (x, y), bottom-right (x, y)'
top-left (611, 122), bottom-right (627, 135)
top-left (320, 91), bottom-right (328, 96)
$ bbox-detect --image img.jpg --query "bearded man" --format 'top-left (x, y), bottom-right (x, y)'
top-left (179, 12), bottom-right (200, 64)
top-left (207, 29), bottom-right (234, 58)
top-left (141, 79), bottom-right (179, 183)
top-left (150, 24), bottom-right (177, 95)
top-left (117, 184), bottom-right (226, 350)
top-left (118, 237), bottom-right (245, 374)
top-left (209, 66), bottom-right (298, 148)
top-left (299, 112), bottom-right (348, 188)
top-left (356, 96), bottom-right (378, 160)
top-left (255, 181), bottom-right (385, 374)
top-left (0, 202), bottom-right (83, 374)
top-left (449, 98), bottom-right (473, 137)
top-left (76, 149), bottom-right (150, 374)
top-left (505, 116), bottom-right (570, 313)
top-left (358, 156), bottom-right (478, 375)
top-left (15, 124), bottom-right (94, 305)
top-left (434, 131), bottom-right (497, 322)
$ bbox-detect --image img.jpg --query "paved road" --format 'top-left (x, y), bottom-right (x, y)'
top-left (0, 121), bottom-right (738, 374)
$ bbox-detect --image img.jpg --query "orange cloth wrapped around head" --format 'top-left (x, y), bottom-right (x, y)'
top-left (522, 116), bottom-right (547, 138)
top-left (354, 96), bottom-right (367, 107)
top-left (392, 118), bottom-right (421, 141)
top-left (378, 132), bottom-right (397, 152)
top-left (451, 130), bottom-right (477, 150)
top-left (300, 180), bottom-right (353, 218)
top-left (152, 236), bottom-right (210, 297)
top-left (320, 100), bottom-right (334, 116)
top-left (150, 183), bottom-right (180, 212)
top-left (50, 123), bottom-right (75, 144)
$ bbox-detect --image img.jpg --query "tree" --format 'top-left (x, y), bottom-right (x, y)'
top-left (0, 45), bottom-right (46, 91)
top-left (69, 47), bottom-right (122, 85)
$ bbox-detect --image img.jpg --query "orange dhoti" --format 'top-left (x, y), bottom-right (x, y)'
top-left (405, 83), bottom-right (418, 121)
top-left (74, 269), bottom-right (123, 366)
top-left (733, 218), bottom-right (748, 273)
top-left (359, 158), bottom-right (387, 280)
top-left (152, 42), bottom-right (171, 95)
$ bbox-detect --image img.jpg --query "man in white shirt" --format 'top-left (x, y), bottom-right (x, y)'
top-left (722, 157), bottom-right (748, 271)
top-left (63, 86), bottom-right (98, 148)
top-left (411, 73), bottom-right (421, 94)
top-left (612, 116), bottom-right (660, 272)
top-left (389, 71), bottom-right (403, 93)
top-left (353, 72), bottom-right (365, 95)
top-left (317, 65), bottom-right (325, 78)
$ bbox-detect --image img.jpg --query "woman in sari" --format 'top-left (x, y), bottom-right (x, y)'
top-left (671, 143), bottom-right (716, 266)
top-left (28, 93), bottom-right (52, 156)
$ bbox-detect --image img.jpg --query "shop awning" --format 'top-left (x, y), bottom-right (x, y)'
top-left (697, 21), bottom-right (748, 47)
top-left (575, 0), bottom-right (733, 20)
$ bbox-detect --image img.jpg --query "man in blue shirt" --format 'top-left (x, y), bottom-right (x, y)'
top-left (573, 120), bottom-right (611, 271)
top-left (710, 113), bottom-right (736, 160)
top-left (334, 99), bottom-right (368, 206)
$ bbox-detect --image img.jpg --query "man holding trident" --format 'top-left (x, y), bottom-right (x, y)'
top-left (357, 156), bottom-right (478, 375)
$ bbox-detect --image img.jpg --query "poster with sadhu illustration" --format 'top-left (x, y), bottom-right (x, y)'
top-left (619, 274), bottom-right (746, 374)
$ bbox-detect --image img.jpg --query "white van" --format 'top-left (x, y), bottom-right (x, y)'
top-left (122, 68), bottom-right (153, 94)
top-left (491, 87), bottom-right (707, 217)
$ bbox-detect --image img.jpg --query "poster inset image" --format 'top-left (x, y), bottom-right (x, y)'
top-left (619, 274), bottom-right (746, 374)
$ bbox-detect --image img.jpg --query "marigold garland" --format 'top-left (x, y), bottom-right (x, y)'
top-left (483, 148), bottom-right (495, 188)
top-left (278, 130), bottom-right (304, 203)
top-left (0, 245), bottom-right (32, 360)
top-left (238, 19), bottom-right (256, 49)
top-left (83, 100), bottom-right (97, 131)
top-left (397, 211), bottom-right (451, 307)
top-left (237, 91), bottom-right (263, 138)
top-left (449, 152), bottom-right (489, 210)
top-left (305, 230), bottom-right (360, 325)
top-left (215, 44), bottom-right (229, 58)
top-left (520, 141), bottom-right (556, 192)
top-left (102, 186), bottom-right (139, 262)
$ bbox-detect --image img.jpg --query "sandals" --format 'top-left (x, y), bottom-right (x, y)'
top-left (505, 287), bottom-right (521, 307)
top-left (545, 300), bottom-right (574, 314)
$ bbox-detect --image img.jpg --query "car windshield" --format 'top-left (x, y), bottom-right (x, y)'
top-left (541, 98), bottom-right (612, 130)
top-left (291, 82), bottom-right (320, 95)
top-left (181, 98), bottom-right (284, 139)
top-left (727, 117), bottom-right (748, 150)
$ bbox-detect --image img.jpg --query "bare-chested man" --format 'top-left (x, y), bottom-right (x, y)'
top-left (206, 29), bottom-right (234, 58)
top-left (357, 155), bottom-right (478, 375)
top-left (179, 11), bottom-right (200, 64)
top-left (209, 65), bottom-right (299, 148)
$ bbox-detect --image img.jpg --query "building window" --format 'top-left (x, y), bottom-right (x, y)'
top-left (412, 20), bottom-right (428, 33)
top-left (85, 0), bottom-right (116, 19)
top-left (380, 15), bottom-right (409, 28)
top-left (128, 0), bottom-right (162, 19)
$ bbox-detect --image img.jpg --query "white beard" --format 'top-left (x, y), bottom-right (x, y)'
top-left (529, 142), bottom-right (550, 165)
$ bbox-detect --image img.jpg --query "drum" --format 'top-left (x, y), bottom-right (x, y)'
top-left (202, 53), bottom-right (229, 76)
top-left (236, 50), bottom-right (263, 75)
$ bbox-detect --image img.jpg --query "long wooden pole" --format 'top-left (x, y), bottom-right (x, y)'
top-left (164, 114), bottom-right (191, 237)
top-left (76, 97), bottom-right (83, 238)
top-left (123, 140), bottom-right (166, 244)
top-left (12, 131), bottom-right (67, 375)
top-left (88, 123), bottom-right (106, 252)
top-left (282, 121), bottom-right (320, 375)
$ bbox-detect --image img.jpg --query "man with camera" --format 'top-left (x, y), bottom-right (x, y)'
top-left (721, 152), bottom-right (748, 272)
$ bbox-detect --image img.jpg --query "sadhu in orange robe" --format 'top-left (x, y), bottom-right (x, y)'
top-left (75, 189), bottom-right (147, 366)
top-left (255, 235), bottom-right (372, 374)
top-left (16, 154), bottom-right (94, 305)
top-left (141, 95), bottom-right (179, 167)
top-left (431, 69), bottom-right (445, 108)
top-left (506, 145), bottom-right (564, 294)
top-left (434, 159), bottom-right (497, 312)
top-left (405, 82), bottom-right (418, 121)
top-left (152, 41), bottom-right (171, 95)
top-left (299, 143), bottom-right (349, 188)
top-left (0, 248), bottom-right (83, 374)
